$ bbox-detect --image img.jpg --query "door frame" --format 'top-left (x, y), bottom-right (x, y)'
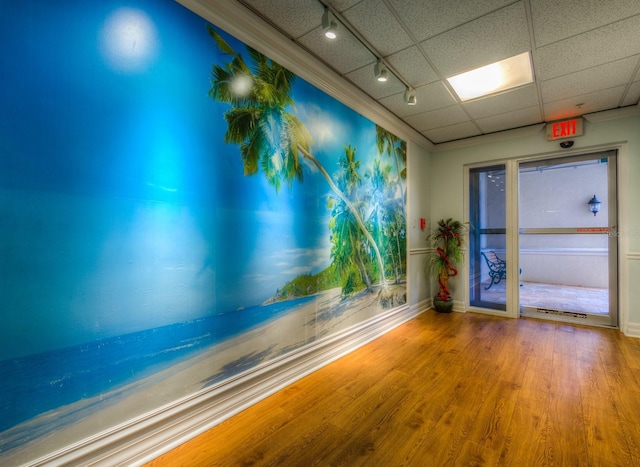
top-left (517, 151), bottom-right (618, 327)
top-left (464, 143), bottom-right (624, 327)
top-left (464, 159), bottom-right (519, 319)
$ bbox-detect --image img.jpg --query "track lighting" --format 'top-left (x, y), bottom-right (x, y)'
top-left (322, 8), bottom-right (337, 39)
top-left (318, 6), bottom-right (417, 98)
top-left (374, 60), bottom-right (388, 82)
top-left (404, 87), bottom-right (417, 105)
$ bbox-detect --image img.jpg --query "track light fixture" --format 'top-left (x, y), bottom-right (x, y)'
top-left (319, 4), bottom-right (415, 103)
top-left (404, 87), bottom-right (417, 105)
top-left (374, 60), bottom-right (388, 82)
top-left (322, 8), bottom-right (337, 39)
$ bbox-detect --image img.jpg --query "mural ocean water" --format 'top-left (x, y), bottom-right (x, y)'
top-left (0, 0), bottom-right (407, 462)
top-left (0, 296), bottom-right (314, 449)
top-left (1, 297), bottom-right (316, 429)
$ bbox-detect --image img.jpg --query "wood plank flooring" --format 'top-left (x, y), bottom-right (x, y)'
top-left (145, 311), bottom-right (640, 466)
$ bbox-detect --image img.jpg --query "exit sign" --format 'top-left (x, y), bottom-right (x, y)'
top-left (546, 117), bottom-right (583, 141)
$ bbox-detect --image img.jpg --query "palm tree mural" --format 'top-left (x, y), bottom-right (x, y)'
top-left (207, 26), bottom-right (388, 286)
top-left (375, 125), bottom-right (407, 200)
top-left (366, 159), bottom-right (395, 284)
top-left (364, 156), bottom-right (407, 284)
top-left (373, 126), bottom-right (407, 284)
top-left (329, 145), bottom-right (375, 293)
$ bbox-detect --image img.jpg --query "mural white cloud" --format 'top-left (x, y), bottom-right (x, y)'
top-left (99, 8), bottom-right (159, 73)
top-left (296, 101), bottom-right (347, 147)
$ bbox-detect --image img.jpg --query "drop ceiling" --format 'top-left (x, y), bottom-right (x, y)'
top-left (237, 0), bottom-right (640, 145)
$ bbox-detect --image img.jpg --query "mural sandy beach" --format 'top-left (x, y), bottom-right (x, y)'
top-left (1, 285), bottom-right (405, 464)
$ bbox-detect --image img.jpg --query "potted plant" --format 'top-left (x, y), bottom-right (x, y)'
top-left (427, 218), bottom-right (467, 313)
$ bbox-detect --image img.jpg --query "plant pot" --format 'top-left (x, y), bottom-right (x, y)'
top-left (433, 297), bottom-right (454, 313)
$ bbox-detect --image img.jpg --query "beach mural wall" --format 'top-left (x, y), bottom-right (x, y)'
top-left (0, 0), bottom-right (407, 461)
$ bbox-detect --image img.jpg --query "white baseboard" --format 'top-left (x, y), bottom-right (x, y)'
top-left (624, 321), bottom-right (640, 338)
top-left (418, 297), bottom-right (466, 313)
top-left (418, 297), bottom-right (432, 312)
top-left (29, 303), bottom-right (426, 467)
top-left (453, 299), bottom-right (466, 313)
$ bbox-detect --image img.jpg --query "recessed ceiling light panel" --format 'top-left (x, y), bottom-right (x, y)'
top-left (447, 52), bottom-right (533, 101)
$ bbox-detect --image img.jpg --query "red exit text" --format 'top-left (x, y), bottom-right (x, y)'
top-left (546, 117), bottom-right (583, 141)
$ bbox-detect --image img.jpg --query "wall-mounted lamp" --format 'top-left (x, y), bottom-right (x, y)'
top-left (374, 60), bottom-right (388, 82)
top-left (588, 194), bottom-right (602, 216)
top-left (322, 8), bottom-right (337, 39)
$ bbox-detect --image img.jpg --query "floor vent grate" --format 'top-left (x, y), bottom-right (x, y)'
top-left (536, 307), bottom-right (588, 319)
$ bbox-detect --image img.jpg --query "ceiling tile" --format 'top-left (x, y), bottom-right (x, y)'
top-left (531, 0), bottom-right (640, 47)
top-left (420, 2), bottom-right (530, 77)
top-left (385, 46), bottom-right (439, 87)
top-left (622, 81), bottom-right (640, 106)
top-left (242, 0), bottom-right (324, 39)
top-left (342, 0), bottom-right (414, 56)
top-left (462, 84), bottom-right (539, 119)
top-left (476, 106), bottom-right (542, 133)
top-left (387, 0), bottom-right (514, 43)
top-left (536, 15), bottom-right (640, 81)
top-left (298, 25), bottom-right (374, 74)
top-left (345, 62), bottom-right (406, 99)
top-left (541, 57), bottom-right (638, 104)
top-left (405, 105), bottom-right (469, 132)
top-left (543, 86), bottom-right (627, 121)
top-left (422, 121), bottom-right (481, 143)
top-left (378, 81), bottom-right (457, 117)
top-left (376, 92), bottom-right (406, 116)
top-left (414, 81), bottom-right (458, 112)
top-left (326, 0), bottom-right (362, 11)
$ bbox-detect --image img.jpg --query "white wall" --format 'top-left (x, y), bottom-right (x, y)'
top-left (429, 114), bottom-right (640, 335)
top-left (407, 140), bottom-right (432, 306)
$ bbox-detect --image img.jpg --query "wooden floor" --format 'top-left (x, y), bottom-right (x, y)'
top-left (146, 311), bottom-right (640, 466)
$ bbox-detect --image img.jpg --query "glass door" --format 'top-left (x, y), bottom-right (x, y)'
top-left (518, 151), bottom-right (617, 327)
top-left (469, 164), bottom-right (507, 312)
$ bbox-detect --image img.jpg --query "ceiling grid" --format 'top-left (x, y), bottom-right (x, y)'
top-left (238, 0), bottom-right (640, 144)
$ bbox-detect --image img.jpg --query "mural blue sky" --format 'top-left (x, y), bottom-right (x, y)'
top-left (0, 0), bottom-right (390, 359)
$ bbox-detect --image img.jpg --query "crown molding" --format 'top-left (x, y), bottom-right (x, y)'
top-left (176, 0), bottom-right (434, 152)
top-left (583, 103), bottom-right (640, 123)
